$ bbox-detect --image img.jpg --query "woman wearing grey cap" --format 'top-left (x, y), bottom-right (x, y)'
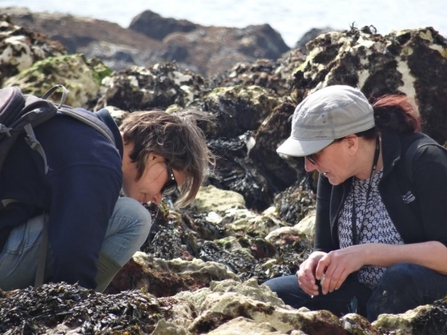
top-left (264, 85), bottom-right (447, 321)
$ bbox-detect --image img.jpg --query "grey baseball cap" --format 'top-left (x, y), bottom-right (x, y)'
top-left (277, 85), bottom-right (375, 157)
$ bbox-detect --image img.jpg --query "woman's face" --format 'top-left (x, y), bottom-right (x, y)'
top-left (121, 142), bottom-right (186, 204)
top-left (304, 137), bottom-right (357, 185)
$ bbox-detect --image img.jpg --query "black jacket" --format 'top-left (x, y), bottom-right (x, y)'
top-left (314, 129), bottom-right (447, 252)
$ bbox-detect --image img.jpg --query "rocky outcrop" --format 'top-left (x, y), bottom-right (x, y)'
top-left (129, 9), bottom-right (197, 41)
top-left (1, 7), bottom-right (290, 78)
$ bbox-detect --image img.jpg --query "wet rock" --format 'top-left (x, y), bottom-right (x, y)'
top-left (4, 54), bottom-right (111, 109)
top-left (95, 62), bottom-right (208, 111)
top-left (0, 13), bottom-right (66, 85)
top-left (129, 10), bottom-right (197, 41)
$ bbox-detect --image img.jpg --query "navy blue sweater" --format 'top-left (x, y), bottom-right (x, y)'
top-left (0, 108), bottom-right (123, 289)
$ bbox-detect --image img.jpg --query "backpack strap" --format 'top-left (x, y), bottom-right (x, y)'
top-left (57, 106), bottom-right (115, 145)
top-left (402, 136), bottom-right (444, 185)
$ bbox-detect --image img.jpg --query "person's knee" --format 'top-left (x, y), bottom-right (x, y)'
top-left (367, 263), bottom-right (419, 321)
top-left (115, 197), bottom-right (152, 236)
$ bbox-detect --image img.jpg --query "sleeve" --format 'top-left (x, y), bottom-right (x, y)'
top-left (47, 164), bottom-right (122, 289)
top-left (313, 174), bottom-right (338, 252)
top-left (412, 144), bottom-right (447, 246)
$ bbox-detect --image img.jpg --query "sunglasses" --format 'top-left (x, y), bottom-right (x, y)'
top-left (304, 138), bottom-right (344, 165)
top-left (161, 164), bottom-right (179, 197)
top-left (305, 153), bottom-right (319, 165)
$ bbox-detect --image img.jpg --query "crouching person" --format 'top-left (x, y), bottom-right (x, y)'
top-left (0, 108), bottom-right (213, 292)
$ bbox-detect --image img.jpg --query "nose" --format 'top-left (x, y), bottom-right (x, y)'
top-left (304, 158), bottom-right (317, 172)
top-left (152, 193), bottom-right (163, 205)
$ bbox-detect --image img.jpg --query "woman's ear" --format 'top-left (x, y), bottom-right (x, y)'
top-left (344, 135), bottom-right (359, 155)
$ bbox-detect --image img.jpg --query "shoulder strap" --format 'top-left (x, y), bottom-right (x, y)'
top-left (57, 106), bottom-right (115, 145)
top-left (403, 136), bottom-right (444, 186)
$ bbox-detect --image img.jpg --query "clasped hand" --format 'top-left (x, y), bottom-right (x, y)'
top-left (296, 246), bottom-right (364, 296)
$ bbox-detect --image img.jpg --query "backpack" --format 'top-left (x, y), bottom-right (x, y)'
top-left (0, 84), bottom-right (116, 287)
top-left (0, 85), bottom-right (115, 177)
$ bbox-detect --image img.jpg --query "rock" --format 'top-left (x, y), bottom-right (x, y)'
top-left (1, 7), bottom-right (161, 53)
top-left (372, 304), bottom-right (430, 334)
top-left (190, 185), bottom-right (246, 214)
top-left (290, 26), bottom-right (447, 144)
top-left (294, 27), bottom-right (336, 50)
top-left (157, 24), bottom-right (290, 77)
top-left (129, 9), bottom-right (197, 41)
top-left (2, 7), bottom-right (290, 78)
top-left (211, 50), bottom-right (306, 97)
top-left (107, 251), bottom-right (239, 296)
top-left (248, 101), bottom-right (303, 192)
top-left (4, 54), bottom-right (111, 109)
top-left (0, 13), bottom-right (66, 85)
top-left (95, 62), bottom-right (207, 111)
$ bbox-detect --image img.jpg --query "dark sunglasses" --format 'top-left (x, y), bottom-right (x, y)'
top-left (305, 153), bottom-right (318, 165)
top-left (161, 164), bottom-right (179, 197)
top-left (304, 138), bottom-right (344, 165)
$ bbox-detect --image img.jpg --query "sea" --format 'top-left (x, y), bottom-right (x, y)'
top-left (0, 0), bottom-right (446, 48)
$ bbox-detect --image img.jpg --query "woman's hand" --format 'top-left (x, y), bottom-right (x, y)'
top-left (296, 251), bottom-right (327, 296)
top-left (315, 245), bottom-right (365, 294)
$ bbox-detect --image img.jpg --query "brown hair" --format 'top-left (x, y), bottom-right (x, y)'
top-left (372, 94), bottom-right (421, 133)
top-left (119, 109), bottom-right (214, 207)
top-left (355, 94), bottom-right (421, 140)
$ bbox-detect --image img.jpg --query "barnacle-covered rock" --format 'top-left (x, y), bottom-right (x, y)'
top-left (4, 54), bottom-right (110, 109)
top-left (95, 62), bottom-right (208, 111)
top-left (199, 84), bottom-right (281, 139)
top-left (291, 26), bottom-right (447, 144)
top-left (211, 54), bottom-right (305, 97)
top-left (0, 13), bottom-right (66, 85)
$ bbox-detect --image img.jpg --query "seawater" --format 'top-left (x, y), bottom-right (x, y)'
top-left (1, 0), bottom-right (446, 47)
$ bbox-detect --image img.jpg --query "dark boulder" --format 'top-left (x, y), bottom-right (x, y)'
top-left (129, 9), bottom-right (197, 41)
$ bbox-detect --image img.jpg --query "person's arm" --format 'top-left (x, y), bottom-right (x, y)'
top-left (314, 174), bottom-right (337, 252)
top-left (297, 174), bottom-right (334, 296)
top-left (47, 164), bottom-right (122, 289)
top-left (315, 241), bottom-right (447, 294)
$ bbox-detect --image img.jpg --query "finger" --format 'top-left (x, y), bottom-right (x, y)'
top-left (297, 271), bottom-right (319, 295)
top-left (315, 255), bottom-right (330, 280)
